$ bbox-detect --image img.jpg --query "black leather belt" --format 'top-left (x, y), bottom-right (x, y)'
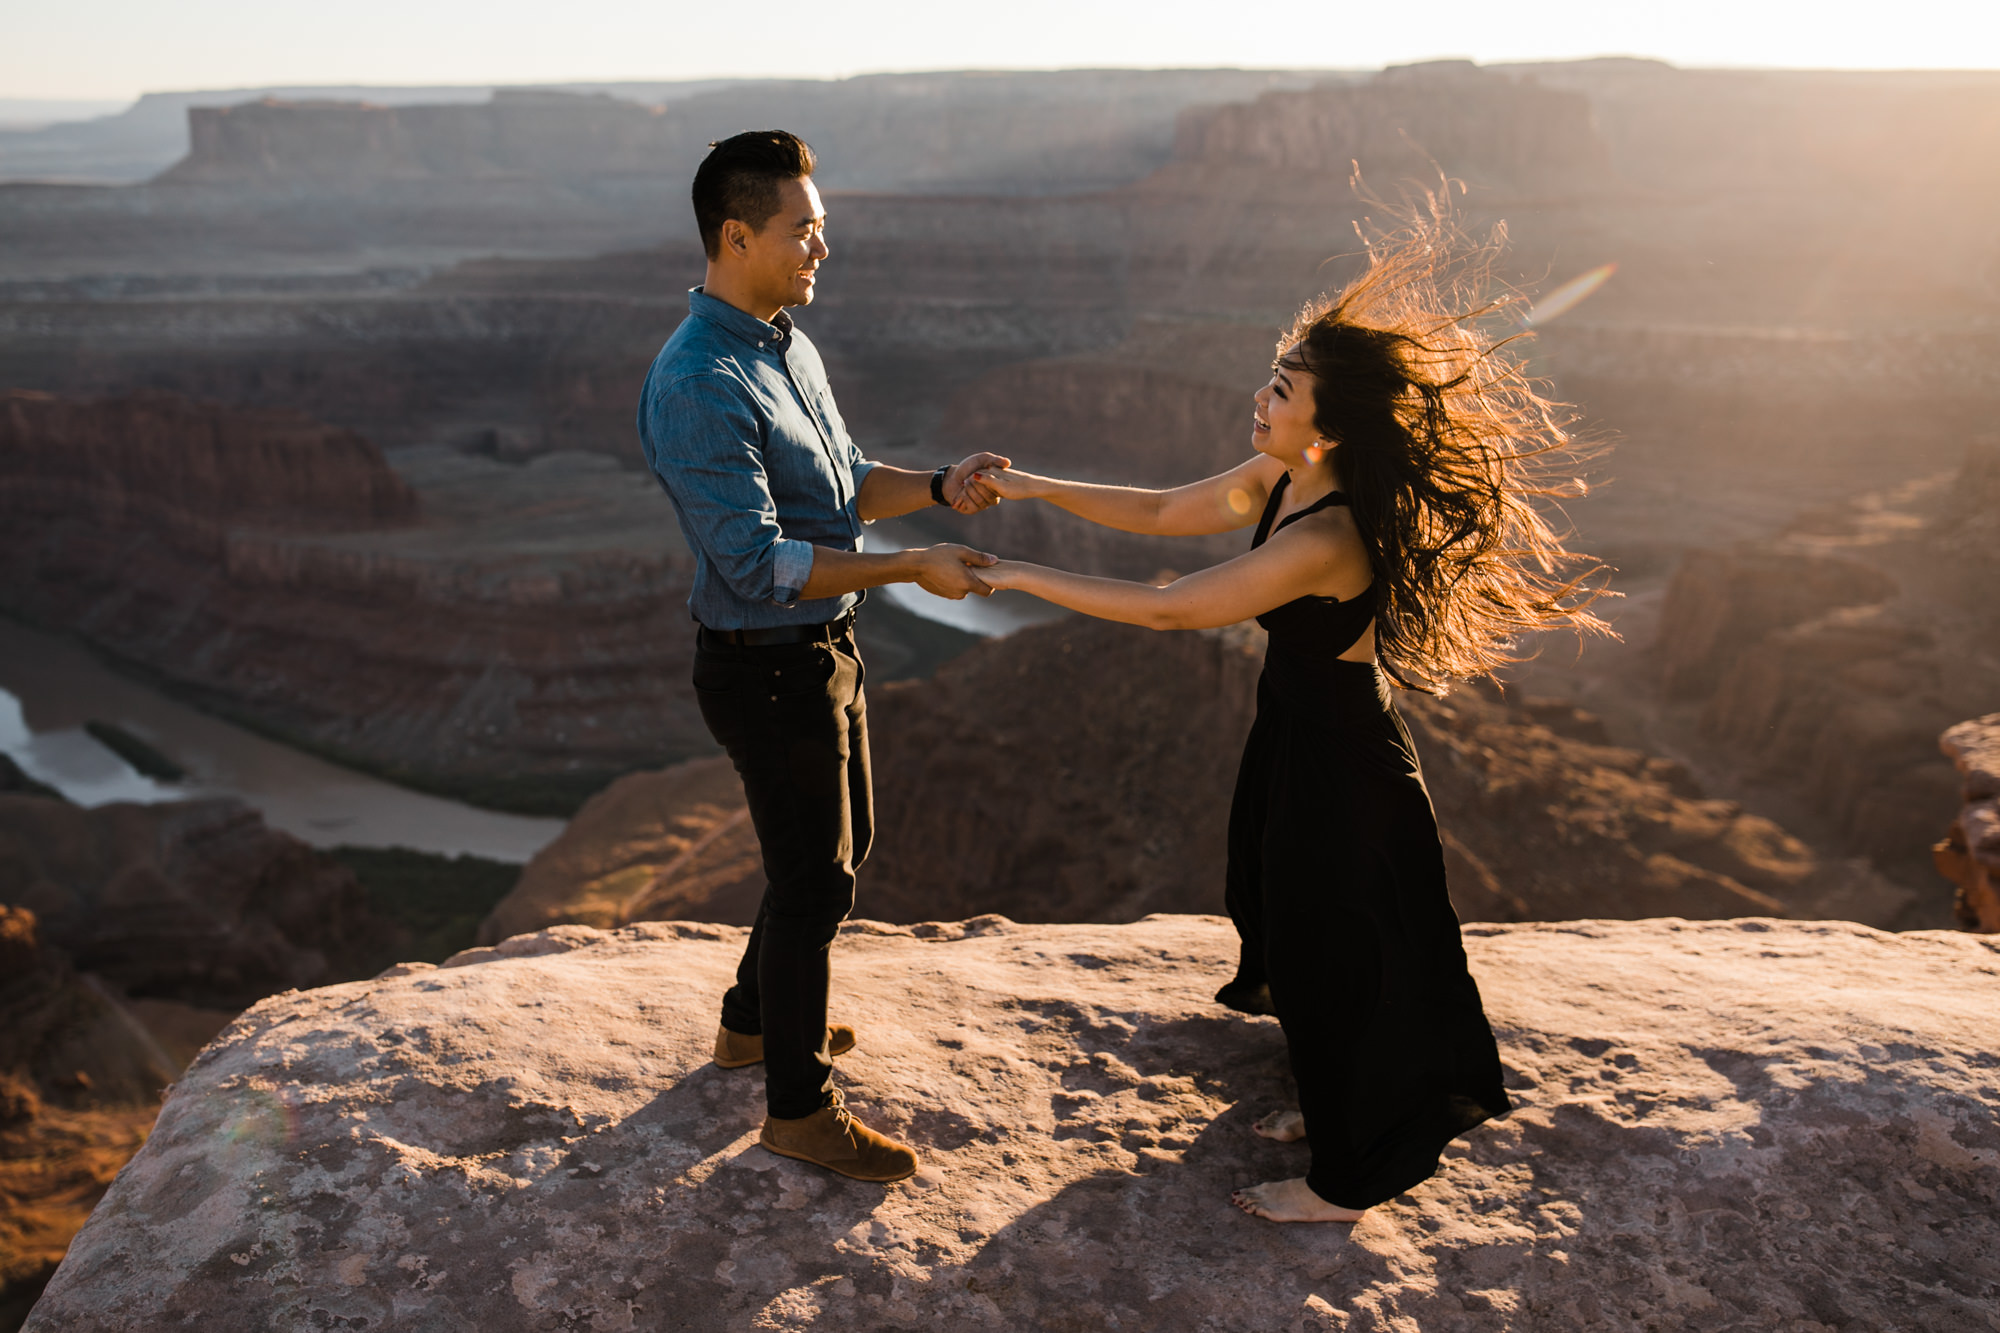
top-left (698, 610), bottom-right (855, 648)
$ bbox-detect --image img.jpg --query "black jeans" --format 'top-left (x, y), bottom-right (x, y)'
top-left (693, 626), bottom-right (872, 1119)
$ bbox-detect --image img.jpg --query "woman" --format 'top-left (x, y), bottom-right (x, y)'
top-left (972, 208), bottom-right (1609, 1223)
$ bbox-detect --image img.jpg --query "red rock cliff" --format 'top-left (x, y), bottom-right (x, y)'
top-left (0, 389), bottom-right (416, 546)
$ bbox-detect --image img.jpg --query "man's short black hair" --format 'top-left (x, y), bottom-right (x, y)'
top-left (692, 130), bottom-right (818, 260)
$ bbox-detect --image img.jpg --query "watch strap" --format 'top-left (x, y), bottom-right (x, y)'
top-left (930, 464), bottom-right (952, 506)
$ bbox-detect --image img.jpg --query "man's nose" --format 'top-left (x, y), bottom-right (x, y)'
top-left (809, 231), bottom-right (829, 260)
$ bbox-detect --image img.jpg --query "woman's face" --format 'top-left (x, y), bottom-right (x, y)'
top-left (1252, 354), bottom-right (1327, 466)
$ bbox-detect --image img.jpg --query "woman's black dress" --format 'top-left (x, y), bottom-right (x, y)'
top-left (1220, 475), bottom-right (1510, 1210)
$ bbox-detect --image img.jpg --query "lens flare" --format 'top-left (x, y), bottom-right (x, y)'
top-left (1304, 443), bottom-right (1325, 465)
top-left (1525, 263), bottom-right (1617, 327)
top-left (1226, 488), bottom-right (1253, 515)
top-left (210, 1086), bottom-right (300, 1170)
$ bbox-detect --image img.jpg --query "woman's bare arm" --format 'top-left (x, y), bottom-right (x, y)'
top-left (980, 512), bottom-right (1372, 633)
top-left (980, 454), bottom-right (1284, 537)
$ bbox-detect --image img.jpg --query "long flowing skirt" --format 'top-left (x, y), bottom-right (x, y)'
top-left (1223, 659), bottom-right (1511, 1209)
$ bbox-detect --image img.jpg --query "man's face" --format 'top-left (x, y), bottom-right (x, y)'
top-left (737, 175), bottom-right (828, 312)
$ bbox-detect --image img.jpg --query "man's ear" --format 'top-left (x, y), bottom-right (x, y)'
top-left (720, 218), bottom-right (750, 257)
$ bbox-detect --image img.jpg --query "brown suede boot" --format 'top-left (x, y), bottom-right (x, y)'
top-left (713, 1023), bottom-right (858, 1070)
top-left (759, 1090), bottom-right (917, 1182)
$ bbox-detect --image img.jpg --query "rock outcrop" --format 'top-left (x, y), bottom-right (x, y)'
top-left (1936, 714), bottom-right (2000, 932)
top-left (476, 757), bottom-right (761, 944)
top-left (26, 915), bottom-right (2000, 1331)
top-left (481, 616), bottom-right (1915, 937)
top-left (0, 792), bottom-right (388, 1008)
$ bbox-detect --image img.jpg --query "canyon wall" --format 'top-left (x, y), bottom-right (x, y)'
top-left (1936, 714), bottom-right (2000, 932)
top-left (1652, 449), bottom-right (2000, 885)
top-left (0, 388), bottom-right (416, 538)
top-left (1175, 62), bottom-right (1610, 186)
top-left (480, 615), bottom-right (1917, 938)
top-left (159, 71), bottom-right (1336, 196)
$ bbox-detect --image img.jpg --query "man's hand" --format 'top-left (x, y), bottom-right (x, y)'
top-left (909, 543), bottom-right (998, 599)
top-left (944, 452), bottom-right (1012, 513)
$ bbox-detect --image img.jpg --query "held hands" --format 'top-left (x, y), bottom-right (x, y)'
top-left (942, 452), bottom-right (1012, 513)
top-left (974, 559), bottom-right (1029, 592)
top-left (911, 543), bottom-right (999, 599)
top-left (968, 465), bottom-right (1043, 503)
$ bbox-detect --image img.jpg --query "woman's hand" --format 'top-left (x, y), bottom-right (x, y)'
top-left (972, 466), bottom-right (1048, 503)
top-left (976, 559), bottom-right (1036, 592)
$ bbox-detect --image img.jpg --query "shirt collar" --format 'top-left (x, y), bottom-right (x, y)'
top-left (688, 287), bottom-right (795, 349)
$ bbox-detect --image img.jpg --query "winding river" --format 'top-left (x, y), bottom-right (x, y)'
top-left (0, 545), bottom-right (1060, 861)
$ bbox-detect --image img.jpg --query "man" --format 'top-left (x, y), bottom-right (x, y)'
top-left (637, 130), bottom-right (1006, 1183)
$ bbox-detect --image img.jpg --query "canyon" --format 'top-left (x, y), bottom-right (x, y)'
top-left (0, 391), bottom-right (971, 810)
top-left (6, 58), bottom-right (2000, 1329)
top-left (6, 60), bottom-right (1997, 849)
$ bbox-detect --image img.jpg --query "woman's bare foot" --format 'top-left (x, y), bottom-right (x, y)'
top-left (1231, 1177), bottom-right (1367, 1223)
top-left (1251, 1109), bottom-right (1307, 1142)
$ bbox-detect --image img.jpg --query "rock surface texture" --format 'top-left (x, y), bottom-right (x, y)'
top-left (27, 915), bottom-right (2000, 1332)
top-left (1936, 714), bottom-right (2000, 932)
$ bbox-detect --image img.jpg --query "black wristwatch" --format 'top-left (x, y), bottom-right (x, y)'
top-left (930, 464), bottom-right (953, 506)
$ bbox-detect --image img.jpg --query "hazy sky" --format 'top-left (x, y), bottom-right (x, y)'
top-left (5, 0), bottom-right (1996, 100)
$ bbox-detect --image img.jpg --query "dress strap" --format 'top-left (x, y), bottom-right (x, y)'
top-left (1270, 487), bottom-right (1351, 536)
top-left (1250, 472), bottom-right (1292, 548)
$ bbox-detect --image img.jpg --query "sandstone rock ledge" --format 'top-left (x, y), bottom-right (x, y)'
top-left (28, 918), bottom-right (2000, 1332)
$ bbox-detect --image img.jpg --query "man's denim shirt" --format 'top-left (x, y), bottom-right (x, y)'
top-left (638, 289), bottom-right (876, 630)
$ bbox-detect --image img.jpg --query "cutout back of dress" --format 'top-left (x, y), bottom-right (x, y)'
top-left (1251, 473), bottom-right (1376, 660)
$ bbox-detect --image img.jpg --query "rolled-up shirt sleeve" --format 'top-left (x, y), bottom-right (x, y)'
top-left (643, 372), bottom-right (815, 607)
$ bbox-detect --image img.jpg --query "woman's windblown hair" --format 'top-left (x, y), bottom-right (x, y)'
top-left (1280, 188), bottom-right (1612, 691)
